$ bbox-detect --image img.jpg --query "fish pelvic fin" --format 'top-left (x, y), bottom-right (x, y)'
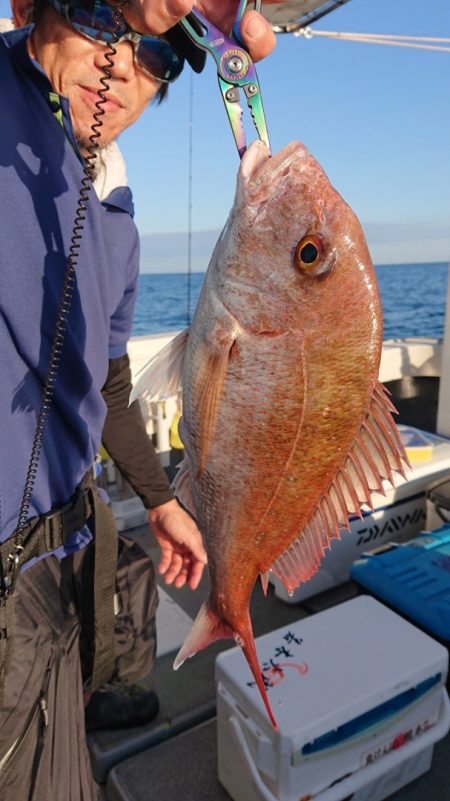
top-left (172, 457), bottom-right (196, 518)
top-left (271, 380), bottom-right (410, 594)
top-left (173, 602), bottom-right (278, 730)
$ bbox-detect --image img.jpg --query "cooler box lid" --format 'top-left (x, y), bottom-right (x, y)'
top-left (351, 524), bottom-right (450, 641)
top-left (215, 596), bottom-right (448, 750)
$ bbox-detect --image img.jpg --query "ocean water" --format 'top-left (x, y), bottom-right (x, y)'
top-left (132, 262), bottom-right (449, 340)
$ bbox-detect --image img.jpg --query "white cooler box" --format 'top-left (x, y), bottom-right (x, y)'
top-left (216, 596), bottom-right (450, 801)
top-left (272, 427), bottom-right (450, 603)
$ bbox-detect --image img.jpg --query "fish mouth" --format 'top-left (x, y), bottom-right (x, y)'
top-left (238, 140), bottom-right (310, 208)
top-left (241, 140), bottom-right (307, 183)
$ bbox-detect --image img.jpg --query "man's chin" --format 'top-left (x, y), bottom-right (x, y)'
top-left (74, 126), bottom-right (115, 157)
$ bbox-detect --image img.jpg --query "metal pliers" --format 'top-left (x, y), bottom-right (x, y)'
top-left (178, 1), bottom-right (270, 158)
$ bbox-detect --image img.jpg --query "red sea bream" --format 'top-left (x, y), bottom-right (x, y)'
top-left (132, 140), bottom-right (409, 728)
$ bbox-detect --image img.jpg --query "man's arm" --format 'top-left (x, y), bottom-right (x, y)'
top-left (102, 353), bottom-right (174, 507)
top-left (102, 354), bottom-right (206, 589)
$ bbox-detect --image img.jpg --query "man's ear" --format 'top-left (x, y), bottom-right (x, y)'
top-left (11, 0), bottom-right (34, 26)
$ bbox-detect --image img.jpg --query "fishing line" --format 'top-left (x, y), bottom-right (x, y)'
top-left (293, 27), bottom-right (450, 54)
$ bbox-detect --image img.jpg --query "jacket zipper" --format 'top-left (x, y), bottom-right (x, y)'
top-left (0, 660), bottom-right (52, 777)
top-left (27, 662), bottom-right (52, 801)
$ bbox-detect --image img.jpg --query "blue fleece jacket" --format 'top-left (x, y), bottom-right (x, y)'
top-left (0, 26), bottom-right (139, 558)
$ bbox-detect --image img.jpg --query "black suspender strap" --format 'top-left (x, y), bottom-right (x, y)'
top-left (0, 598), bottom-right (14, 705)
top-left (87, 484), bottom-right (118, 691)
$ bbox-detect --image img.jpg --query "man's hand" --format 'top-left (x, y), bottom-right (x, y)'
top-left (148, 499), bottom-right (207, 590)
top-left (197, 2), bottom-right (282, 62)
top-left (125, 1), bottom-right (284, 63)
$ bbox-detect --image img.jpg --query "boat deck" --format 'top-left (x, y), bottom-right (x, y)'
top-left (91, 515), bottom-right (450, 801)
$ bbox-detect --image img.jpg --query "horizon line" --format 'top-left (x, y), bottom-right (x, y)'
top-left (139, 259), bottom-right (450, 275)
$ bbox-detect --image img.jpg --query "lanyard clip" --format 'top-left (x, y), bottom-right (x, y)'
top-left (0, 545), bottom-right (24, 600)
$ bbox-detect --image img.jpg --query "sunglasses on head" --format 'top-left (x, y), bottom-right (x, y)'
top-left (48, 0), bottom-right (184, 83)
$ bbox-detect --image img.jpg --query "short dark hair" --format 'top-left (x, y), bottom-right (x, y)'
top-left (32, 0), bottom-right (169, 103)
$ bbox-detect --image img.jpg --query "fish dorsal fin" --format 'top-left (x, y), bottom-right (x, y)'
top-left (271, 381), bottom-right (409, 593)
top-left (172, 457), bottom-right (196, 518)
top-left (130, 328), bottom-right (190, 403)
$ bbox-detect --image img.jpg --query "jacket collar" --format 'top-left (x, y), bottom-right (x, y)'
top-left (5, 25), bottom-right (52, 92)
top-left (3, 26), bottom-right (133, 214)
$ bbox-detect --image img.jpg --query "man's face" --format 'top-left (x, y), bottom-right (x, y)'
top-left (30, 7), bottom-right (161, 153)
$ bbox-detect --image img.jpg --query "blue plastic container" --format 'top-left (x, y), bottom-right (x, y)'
top-left (350, 524), bottom-right (450, 643)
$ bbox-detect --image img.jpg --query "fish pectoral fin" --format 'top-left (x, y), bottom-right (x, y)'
top-left (270, 380), bottom-right (410, 595)
top-left (130, 328), bottom-right (190, 403)
top-left (173, 602), bottom-right (234, 669)
top-left (193, 337), bottom-right (236, 476)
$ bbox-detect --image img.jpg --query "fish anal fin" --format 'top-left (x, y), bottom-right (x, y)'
top-left (131, 328), bottom-right (189, 403)
top-left (270, 379), bottom-right (409, 595)
top-left (271, 524), bottom-right (325, 594)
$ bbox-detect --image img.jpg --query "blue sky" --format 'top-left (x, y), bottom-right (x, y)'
top-left (2, 0), bottom-right (450, 270)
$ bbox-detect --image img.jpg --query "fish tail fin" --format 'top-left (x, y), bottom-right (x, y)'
top-left (173, 603), bottom-right (278, 730)
top-left (240, 626), bottom-right (278, 731)
top-left (173, 601), bottom-right (234, 670)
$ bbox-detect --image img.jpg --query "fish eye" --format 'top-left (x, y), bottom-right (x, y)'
top-left (300, 239), bottom-right (320, 264)
top-left (294, 235), bottom-right (334, 277)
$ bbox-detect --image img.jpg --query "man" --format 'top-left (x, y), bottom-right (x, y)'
top-left (0, 1), bottom-right (278, 798)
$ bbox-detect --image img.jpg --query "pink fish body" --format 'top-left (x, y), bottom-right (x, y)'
top-left (132, 141), bottom-right (408, 728)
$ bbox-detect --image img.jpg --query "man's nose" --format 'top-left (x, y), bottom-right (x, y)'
top-left (94, 39), bottom-right (136, 79)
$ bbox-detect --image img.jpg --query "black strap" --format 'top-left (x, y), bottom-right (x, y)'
top-left (0, 482), bottom-right (92, 576)
top-left (88, 485), bottom-right (118, 691)
top-left (0, 599), bottom-right (14, 705)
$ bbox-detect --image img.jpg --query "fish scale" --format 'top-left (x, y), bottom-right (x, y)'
top-left (132, 139), bottom-right (409, 729)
